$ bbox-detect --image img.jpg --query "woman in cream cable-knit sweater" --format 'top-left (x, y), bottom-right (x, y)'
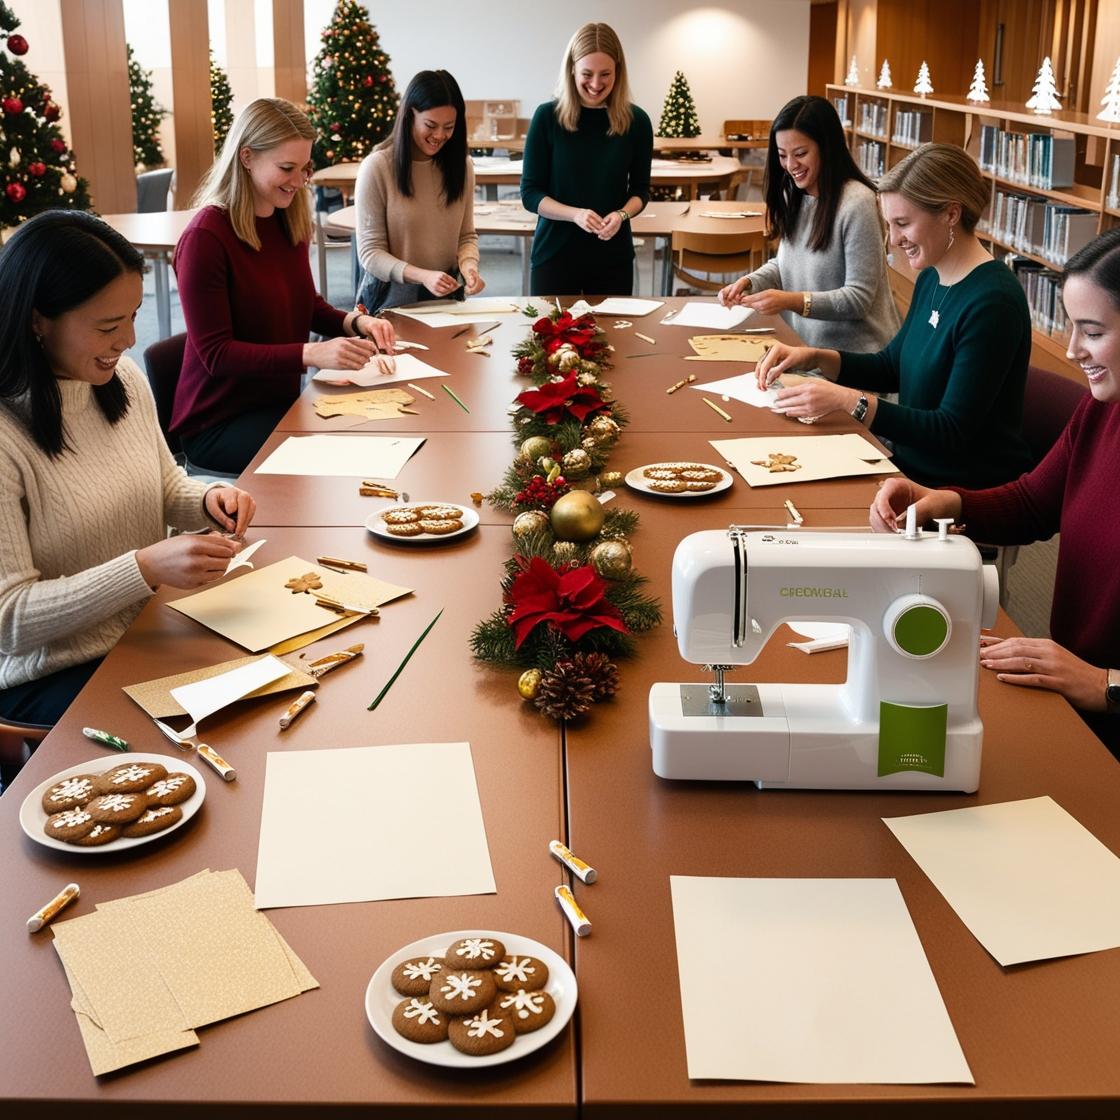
top-left (0, 211), bottom-right (256, 732)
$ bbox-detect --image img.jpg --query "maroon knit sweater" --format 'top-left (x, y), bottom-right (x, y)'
top-left (170, 206), bottom-right (346, 439)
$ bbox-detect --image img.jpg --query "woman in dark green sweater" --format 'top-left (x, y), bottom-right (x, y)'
top-left (756, 143), bottom-right (1033, 489)
top-left (520, 22), bottom-right (652, 297)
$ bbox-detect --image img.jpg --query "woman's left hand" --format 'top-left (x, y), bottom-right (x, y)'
top-left (979, 636), bottom-right (1108, 711)
top-left (770, 380), bottom-right (858, 421)
top-left (357, 314), bottom-right (395, 351)
top-left (740, 289), bottom-right (803, 316)
top-left (205, 486), bottom-right (256, 536)
top-left (463, 266), bottom-right (485, 295)
top-left (596, 211), bottom-right (624, 241)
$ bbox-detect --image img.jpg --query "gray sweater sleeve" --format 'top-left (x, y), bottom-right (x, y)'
top-left (745, 256), bottom-right (782, 294)
top-left (807, 185), bottom-right (888, 321)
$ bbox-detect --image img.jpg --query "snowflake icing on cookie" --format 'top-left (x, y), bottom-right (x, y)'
top-left (495, 956), bottom-right (536, 982)
top-left (465, 1009), bottom-right (506, 1039)
top-left (402, 999), bottom-right (441, 1025)
top-left (98, 794), bottom-right (136, 811)
top-left (455, 937), bottom-right (497, 961)
top-left (440, 973), bottom-right (482, 1001)
top-left (50, 809), bottom-right (92, 828)
top-left (108, 765), bottom-right (153, 784)
top-left (148, 776), bottom-right (187, 797)
top-left (48, 777), bottom-right (94, 802)
top-left (136, 808), bottom-right (174, 823)
top-left (403, 957), bottom-right (442, 981)
top-left (500, 990), bottom-right (546, 1019)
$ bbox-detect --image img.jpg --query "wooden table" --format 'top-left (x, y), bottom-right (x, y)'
top-left (653, 133), bottom-right (768, 152)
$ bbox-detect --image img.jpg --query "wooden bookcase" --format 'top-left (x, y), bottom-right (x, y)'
top-left (826, 83), bottom-right (1120, 375)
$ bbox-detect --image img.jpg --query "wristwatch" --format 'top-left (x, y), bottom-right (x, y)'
top-left (850, 394), bottom-right (869, 423)
top-left (1107, 668), bottom-right (1120, 711)
top-left (616, 209), bottom-right (630, 222)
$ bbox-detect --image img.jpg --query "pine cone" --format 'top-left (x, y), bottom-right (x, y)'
top-left (569, 652), bottom-right (620, 701)
top-left (534, 660), bottom-right (596, 720)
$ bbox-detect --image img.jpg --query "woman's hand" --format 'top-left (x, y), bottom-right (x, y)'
top-left (979, 635), bottom-right (1109, 711)
top-left (356, 314), bottom-right (395, 350)
top-left (755, 344), bottom-right (820, 388)
top-left (740, 289), bottom-right (803, 316)
top-left (718, 276), bottom-right (751, 307)
top-left (420, 270), bottom-right (461, 298)
top-left (204, 486), bottom-right (256, 536)
top-left (303, 335), bottom-right (379, 371)
top-left (463, 265), bottom-right (485, 295)
top-left (869, 478), bottom-right (961, 533)
top-left (573, 208), bottom-right (605, 235)
top-left (596, 211), bottom-right (624, 241)
top-left (135, 534), bottom-right (238, 590)
top-left (770, 380), bottom-right (857, 421)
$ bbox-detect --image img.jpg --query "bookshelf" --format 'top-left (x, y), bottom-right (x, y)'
top-left (826, 84), bottom-right (1120, 375)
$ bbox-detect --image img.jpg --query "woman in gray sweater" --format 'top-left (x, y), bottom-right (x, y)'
top-left (719, 95), bottom-right (899, 352)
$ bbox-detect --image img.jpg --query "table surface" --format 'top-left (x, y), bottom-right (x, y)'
top-left (3, 296), bottom-right (1120, 1116)
top-left (99, 208), bottom-right (199, 252)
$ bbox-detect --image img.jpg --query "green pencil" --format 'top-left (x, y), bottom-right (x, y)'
top-left (367, 609), bottom-right (444, 711)
top-left (441, 384), bottom-right (471, 413)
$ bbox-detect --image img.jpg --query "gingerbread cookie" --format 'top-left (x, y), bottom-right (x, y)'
top-left (95, 761), bottom-right (168, 794)
top-left (493, 955), bottom-right (549, 992)
top-left (391, 997), bottom-right (449, 1044)
top-left (71, 822), bottom-right (121, 847)
top-left (447, 1004), bottom-right (516, 1056)
top-left (391, 956), bottom-right (444, 996)
top-left (41, 774), bottom-right (98, 813)
top-left (642, 462), bottom-right (725, 492)
top-left (415, 505), bottom-right (461, 521)
top-left (447, 936), bottom-right (505, 969)
top-left (498, 988), bottom-right (556, 1034)
top-left (647, 478), bottom-right (687, 493)
top-left (44, 807), bottom-right (96, 842)
top-left (122, 804), bottom-right (182, 837)
top-left (418, 518), bottom-right (462, 535)
top-left (429, 969), bottom-right (496, 1014)
top-left (145, 772), bottom-right (196, 807)
top-left (86, 792), bottom-right (147, 824)
top-left (381, 509), bottom-right (419, 525)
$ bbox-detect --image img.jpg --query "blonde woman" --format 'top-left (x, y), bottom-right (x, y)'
top-left (171, 98), bottom-right (395, 475)
top-left (520, 22), bottom-right (653, 295)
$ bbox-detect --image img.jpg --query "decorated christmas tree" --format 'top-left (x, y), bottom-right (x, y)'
top-left (967, 59), bottom-right (990, 103)
top-left (210, 50), bottom-right (233, 152)
top-left (306, 0), bottom-right (398, 168)
top-left (128, 43), bottom-right (167, 168)
top-left (1097, 56), bottom-right (1120, 123)
top-left (845, 55), bottom-right (859, 87)
top-left (1026, 56), bottom-right (1061, 114)
top-left (656, 70), bottom-right (700, 138)
top-left (914, 61), bottom-right (934, 96)
top-left (876, 60), bottom-right (892, 90)
top-left (0, 2), bottom-right (91, 226)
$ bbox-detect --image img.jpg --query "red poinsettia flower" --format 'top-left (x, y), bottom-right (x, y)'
top-left (515, 372), bottom-right (607, 424)
top-left (507, 557), bottom-right (628, 648)
top-left (532, 312), bottom-right (602, 356)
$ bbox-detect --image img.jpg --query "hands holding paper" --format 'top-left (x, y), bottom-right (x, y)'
top-left (354, 314), bottom-right (396, 351)
top-left (718, 278), bottom-right (803, 317)
top-left (136, 533), bottom-right (239, 590)
top-left (419, 269), bottom-right (463, 298)
top-left (756, 343), bottom-right (840, 387)
top-left (304, 334), bottom-right (381, 372)
top-left (205, 485), bottom-right (256, 536)
top-left (462, 264), bottom-right (485, 296)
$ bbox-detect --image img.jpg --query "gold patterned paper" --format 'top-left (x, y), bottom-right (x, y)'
top-left (684, 334), bottom-right (776, 362)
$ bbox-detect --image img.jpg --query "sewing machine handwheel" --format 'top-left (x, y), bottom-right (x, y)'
top-left (884, 595), bottom-right (951, 659)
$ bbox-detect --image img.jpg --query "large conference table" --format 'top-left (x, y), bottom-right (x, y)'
top-left (3, 299), bottom-right (1120, 1117)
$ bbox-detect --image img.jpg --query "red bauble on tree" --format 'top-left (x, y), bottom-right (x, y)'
top-left (27, 161), bottom-right (45, 177)
top-left (3, 96), bottom-right (23, 115)
top-left (362, 75), bottom-right (373, 87)
top-left (7, 32), bottom-right (29, 55)
top-left (43, 101), bottom-right (59, 121)
top-left (50, 138), bottom-right (66, 153)
top-left (6, 182), bottom-right (26, 202)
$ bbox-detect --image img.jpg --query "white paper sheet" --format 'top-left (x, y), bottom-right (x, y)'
top-left (254, 743), bottom-right (496, 909)
top-left (312, 352), bottom-right (448, 388)
top-left (690, 372), bottom-right (781, 409)
top-left (168, 655), bottom-right (290, 729)
top-left (787, 621), bottom-right (851, 654)
top-left (224, 538), bottom-right (267, 575)
top-left (390, 296), bottom-right (525, 329)
top-left (664, 302), bottom-right (753, 330)
top-left (884, 796), bottom-right (1120, 966)
top-left (588, 298), bottom-right (665, 317)
top-left (670, 876), bottom-right (973, 1084)
top-left (697, 209), bottom-right (762, 218)
top-left (254, 435), bottom-right (425, 478)
top-left (710, 433), bottom-right (898, 487)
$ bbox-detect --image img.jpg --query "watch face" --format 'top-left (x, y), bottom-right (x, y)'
top-left (1108, 684), bottom-right (1120, 703)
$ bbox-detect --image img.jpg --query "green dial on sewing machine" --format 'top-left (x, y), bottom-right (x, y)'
top-left (893, 605), bottom-right (950, 657)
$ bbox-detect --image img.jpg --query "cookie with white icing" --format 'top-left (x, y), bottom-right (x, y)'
top-left (414, 505), bottom-right (461, 520)
top-left (497, 988), bottom-right (556, 1034)
top-left (391, 955), bottom-right (445, 996)
top-left (44, 807), bottom-right (96, 842)
top-left (86, 792), bottom-right (147, 824)
top-left (71, 822), bottom-right (121, 847)
top-left (94, 761), bottom-right (168, 794)
top-left (647, 478), bottom-right (688, 492)
top-left (428, 969), bottom-right (496, 1014)
top-left (122, 804), bottom-right (182, 837)
top-left (381, 508), bottom-right (419, 524)
top-left (145, 772), bottom-right (196, 807)
top-left (418, 517), bottom-right (462, 535)
top-left (447, 1003), bottom-right (516, 1056)
top-left (391, 997), bottom-right (449, 1044)
top-left (385, 520), bottom-right (423, 537)
top-left (446, 935), bottom-right (505, 969)
top-left (492, 954), bottom-right (549, 992)
top-left (41, 774), bottom-right (98, 813)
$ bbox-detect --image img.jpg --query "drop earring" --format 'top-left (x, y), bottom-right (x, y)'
top-left (946, 224), bottom-right (956, 253)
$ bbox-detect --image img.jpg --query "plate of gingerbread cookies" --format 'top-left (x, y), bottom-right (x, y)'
top-left (624, 461), bottom-right (733, 498)
top-left (19, 753), bottom-right (206, 854)
top-left (365, 502), bottom-right (480, 544)
top-left (365, 929), bottom-right (577, 1068)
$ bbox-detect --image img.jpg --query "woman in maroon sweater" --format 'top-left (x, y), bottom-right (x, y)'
top-left (871, 228), bottom-right (1120, 757)
top-left (171, 98), bottom-right (395, 474)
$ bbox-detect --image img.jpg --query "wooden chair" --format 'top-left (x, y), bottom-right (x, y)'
top-left (671, 228), bottom-right (767, 293)
top-left (722, 119), bottom-right (771, 198)
top-left (0, 717), bottom-right (49, 791)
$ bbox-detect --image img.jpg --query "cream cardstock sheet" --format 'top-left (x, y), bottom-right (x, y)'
top-left (710, 433), bottom-right (898, 486)
top-left (312, 352), bottom-right (449, 389)
top-left (254, 434), bottom-right (425, 478)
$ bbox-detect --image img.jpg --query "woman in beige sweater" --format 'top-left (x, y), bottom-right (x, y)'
top-left (355, 69), bottom-right (483, 311)
top-left (0, 211), bottom-right (256, 732)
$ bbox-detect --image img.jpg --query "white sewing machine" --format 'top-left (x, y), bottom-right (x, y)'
top-left (648, 523), bottom-right (1000, 791)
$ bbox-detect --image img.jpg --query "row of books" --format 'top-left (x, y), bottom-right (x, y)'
top-left (977, 125), bottom-right (1075, 190)
top-left (856, 140), bottom-right (885, 179)
top-left (858, 101), bottom-right (888, 138)
top-left (1109, 153), bottom-right (1120, 211)
top-left (830, 95), bottom-right (852, 127)
top-left (891, 110), bottom-right (932, 147)
top-left (984, 190), bottom-right (1097, 264)
top-left (1003, 255), bottom-right (1068, 338)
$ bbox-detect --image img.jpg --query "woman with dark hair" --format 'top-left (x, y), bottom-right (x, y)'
top-left (520, 22), bottom-right (652, 296)
top-left (355, 70), bottom-right (482, 311)
top-left (870, 227), bottom-right (1120, 758)
top-left (719, 95), bottom-right (898, 352)
top-left (0, 210), bottom-right (256, 732)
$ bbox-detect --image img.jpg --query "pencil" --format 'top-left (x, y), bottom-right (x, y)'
top-left (666, 374), bottom-right (696, 395)
top-left (367, 609), bottom-right (444, 710)
top-left (442, 384), bottom-right (471, 413)
top-left (702, 397), bottom-right (733, 422)
top-left (477, 321), bottom-right (500, 336)
top-left (784, 499), bottom-right (804, 524)
top-left (316, 555), bottom-right (368, 572)
top-left (634, 332), bottom-right (656, 345)
top-left (451, 325), bottom-right (471, 339)
top-left (407, 382), bottom-right (435, 399)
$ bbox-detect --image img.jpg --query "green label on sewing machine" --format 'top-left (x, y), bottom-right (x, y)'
top-left (878, 701), bottom-right (947, 777)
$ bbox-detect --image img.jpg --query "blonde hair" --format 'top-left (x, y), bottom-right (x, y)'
top-left (877, 142), bottom-right (990, 233)
top-left (555, 23), bottom-right (633, 136)
top-left (191, 98), bottom-right (315, 250)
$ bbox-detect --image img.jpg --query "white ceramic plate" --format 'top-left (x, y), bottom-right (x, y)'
top-left (365, 929), bottom-right (577, 1068)
top-left (365, 502), bottom-right (480, 544)
top-left (20, 752), bottom-right (206, 855)
top-left (625, 462), bottom-right (733, 498)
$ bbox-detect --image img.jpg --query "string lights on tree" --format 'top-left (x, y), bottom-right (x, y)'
top-left (210, 49), bottom-right (233, 152)
top-left (656, 71), bottom-right (701, 139)
top-left (128, 43), bottom-right (167, 168)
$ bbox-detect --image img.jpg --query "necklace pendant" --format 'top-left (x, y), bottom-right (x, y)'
top-left (929, 309), bottom-right (940, 328)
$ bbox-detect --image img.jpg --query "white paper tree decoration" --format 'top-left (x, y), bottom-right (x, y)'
top-left (877, 60), bottom-right (892, 90)
top-left (1026, 56), bottom-right (1062, 114)
top-left (1098, 57), bottom-right (1120, 123)
top-left (914, 61), bottom-right (933, 96)
top-left (967, 59), bottom-right (990, 104)
top-left (845, 55), bottom-right (859, 87)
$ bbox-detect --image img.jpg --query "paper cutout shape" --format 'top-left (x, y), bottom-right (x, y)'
top-left (285, 573), bottom-right (323, 594)
top-left (168, 656), bottom-right (291, 733)
top-left (685, 334), bottom-right (775, 362)
top-left (313, 388), bottom-right (416, 421)
top-left (751, 452), bottom-right (801, 473)
top-left (711, 433), bottom-right (899, 487)
top-left (224, 537), bottom-right (266, 576)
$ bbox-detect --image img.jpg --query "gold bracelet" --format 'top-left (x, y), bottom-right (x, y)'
top-left (802, 291), bottom-right (812, 317)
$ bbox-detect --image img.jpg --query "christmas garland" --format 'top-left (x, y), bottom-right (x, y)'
top-left (470, 308), bottom-right (661, 720)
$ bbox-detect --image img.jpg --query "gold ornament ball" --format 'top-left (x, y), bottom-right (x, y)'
top-left (581, 436), bottom-right (598, 454)
top-left (518, 668), bottom-right (542, 700)
top-left (599, 470), bottom-right (623, 486)
top-left (561, 448), bottom-right (591, 478)
top-left (588, 415), bottom-right (620, 443)
top-left (520, 436), bottom-right (551, 462)
top-left (590, 540), bottom-right (632, 579)
top-left (512, 510), bottom-right (550, 538)
top-left (60, 173), bottom-right (77, 194)
top-left (549, 489), bottom-right (604, 541)
top-left (552, 541), bottom-right (578, 563)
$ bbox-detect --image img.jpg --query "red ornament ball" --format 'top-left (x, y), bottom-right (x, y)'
top-left (50, 139), bottom-right (66, 153)
top-left (362, 76), bottom-right (373, 87)
top-left (7, 33), bottom-right (29, 56)
top-left (28, 161), bottom-right (45, 177)
top-left (2, 96), bottom-right (24, 115)
top-left (43, 101), bottom-right (59, 121)
top-left (6, 182), bottom-right (27, 203)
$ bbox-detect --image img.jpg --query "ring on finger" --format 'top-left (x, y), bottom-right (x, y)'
top-left (1024, 659), bottom-right (1033, 673)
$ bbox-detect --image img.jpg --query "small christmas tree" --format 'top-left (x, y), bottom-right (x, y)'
top-left (656, 71), bottom-right (700, 138)
top-left (914, 61), bottom-right (934, 96)
top-left (306, 0), bottom-right (398, 168)
top-left (210, 50), bottom-right (233, 152)
top-left (966, 59), bottom-right (990, 104)
top-left (1026, 56), bottom-right (1061, 114)
top-left (0, 2), bottom-right (91, 225)
top-left (1097, 56), bottom-right (1120, 123)
top-left (876, 60), bottom-right (892, 90)
top-left (845, 55), bottom-right (859, 87)
top-left (128, 43), bottom-right (167, 168)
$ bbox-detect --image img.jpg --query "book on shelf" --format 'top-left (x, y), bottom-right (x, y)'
top-left (1109, 153), bottom-right (1120, 211)
top-left (891, 110), bottom-right (932, 147)
top-left (831, 95), bottom-right (851, 127)
top-left (1002, 254), bottom-right (1068, 337)
top-left (858, 101), bottom-right (888, 138)
top-left (990, 190), bottom-right (1096, 264)
top-left (856, 140), bottom-right (885, 179)
top-left (978, 125), bottom-right (1074, 189)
